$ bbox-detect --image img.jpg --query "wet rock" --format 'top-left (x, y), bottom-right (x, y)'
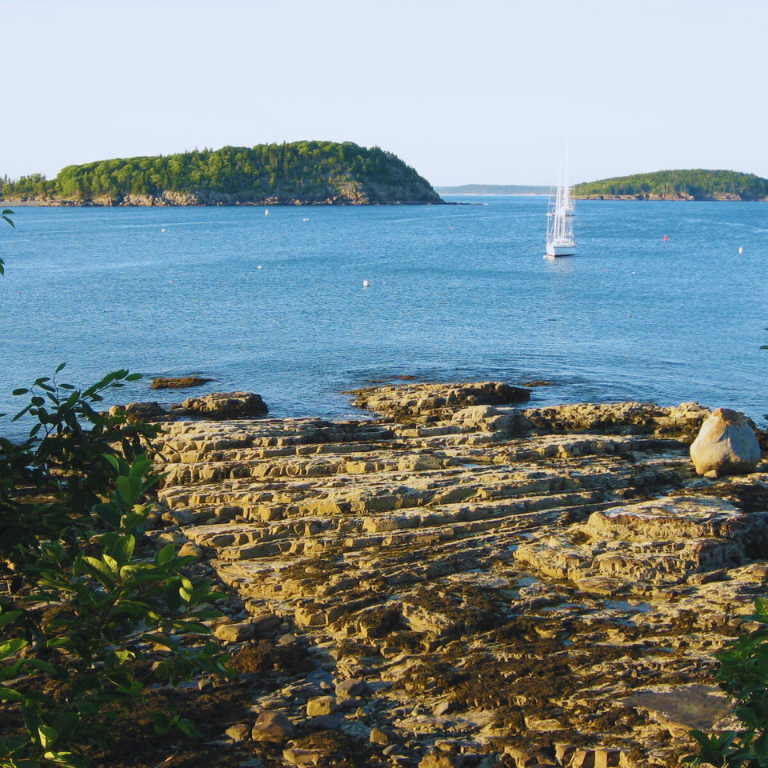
top-left (225, 723), bottom-right (251, 741)
top-left (109, 401), bottom-right (172, 423)
top-left (306, 714), bottom-right (341, 730)
top-left (150, 376), bottom-right (213, 389)
top-left (370, 726), bottom-right (399, 745)
top-left (251, 612), bottom-right (282, 635)
top-left (282, 748), bottom-right (325, 765)
top-left (251, 710), bottom-right (294, 742)
top-left (690, 408), bottom-right (761, 476)
top-left (335, 678), bottom-right (368, 700)
top-left (351, 381), bottom-right (530, 423)
top-left (177, 391), bottom-right (268, 419)
top-left (177, 541), bottom-right (203, 558)
top-left (571, 749), bottom-right (596, 768)
top-left (306, 696), bottom-right (335, 716)
top-left (593, 748), bottom-right (621, 768)
top-left (432, 701), bottom-right (455, 717)
top-left (419, 753), bottom-right (463, 768)
top-left (214, 621), bottom-right (256, 643)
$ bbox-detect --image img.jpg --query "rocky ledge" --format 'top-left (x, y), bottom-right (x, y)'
top-left (149, 382), bottom-right (768, 768)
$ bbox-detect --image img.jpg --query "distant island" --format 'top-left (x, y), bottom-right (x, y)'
top-left (0, 141), bottom-right (443, 206)
top-left (435, 184), bottom-right (550, 195)
top-left (573, 169), bottom-right (768, 201)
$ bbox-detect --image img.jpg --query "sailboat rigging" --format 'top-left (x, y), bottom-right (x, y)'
top-left (545, 144), bottom-right (576, 257)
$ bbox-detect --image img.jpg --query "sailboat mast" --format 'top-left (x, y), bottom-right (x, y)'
top-left (545, 135), bottom-right (576, 257)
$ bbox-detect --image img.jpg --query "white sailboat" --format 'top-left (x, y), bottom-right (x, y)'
top-left (545, 147), bottom-right (576, 257)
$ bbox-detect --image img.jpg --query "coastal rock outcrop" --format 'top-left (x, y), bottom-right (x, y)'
top-left (690, 408), bottom-right (761, 476)
top-left (175, 391), bottom-right (268, 419)
top-left (351, 381), bottom-right (531, 424)
top-left (146, 383), bottom-right (766, 767)
top-left (108, 401), bottom-right (172, 423)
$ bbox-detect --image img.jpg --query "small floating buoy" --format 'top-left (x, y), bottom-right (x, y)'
top-left (161, 228), bottom-right (166, 232)
top-left (627, 314), bottom-right (632, 318)
top-left (450, 227), bottom-right (455, 230)
top-left (663, 235), bottom-right (668, 242)
top-left (738, 246), bottom-right (744, 255)
top-left (257, 265), bottom-right (263, 269)
top-left (265, 209), bottom-right (269, 216)
top-left (363, 279), bottom-right (370, 288)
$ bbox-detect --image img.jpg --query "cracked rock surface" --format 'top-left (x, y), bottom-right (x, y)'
top-left (152, 383), bottom-right (768, 767)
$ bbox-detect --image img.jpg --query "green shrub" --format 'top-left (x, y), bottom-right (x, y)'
top-left (687, 599), bottom-right (768, 767)
top-left (0, 371), bottom-right (230, 767)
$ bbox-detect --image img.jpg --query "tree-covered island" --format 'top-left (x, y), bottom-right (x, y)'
top-left (0, 141), bottom-right (444, 206)
top-left (574, 169), bottom-right (768, 201)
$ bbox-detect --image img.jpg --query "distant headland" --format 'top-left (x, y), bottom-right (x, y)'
top-left (0, 141), bottom-right (444, 207)
top-left (437, 170), bottom-right (768, 201)
top-left (435, 184), bottom-right (550, 196)
top-left (573, 169), bottom-right (768, 201)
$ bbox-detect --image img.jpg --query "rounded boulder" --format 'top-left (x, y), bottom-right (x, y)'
top-left (690, 408), bottom-right (761, 476)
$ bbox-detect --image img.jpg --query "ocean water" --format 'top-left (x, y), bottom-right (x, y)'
top-left (0, 197), bottom-right (766, 438)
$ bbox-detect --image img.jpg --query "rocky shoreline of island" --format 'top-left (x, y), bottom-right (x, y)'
top-left (0, 195), bottom-right (446, 207)
top-left (574, 193), bottom-right (768, 202)
top-left (100, 380), bottom-right (768, 767)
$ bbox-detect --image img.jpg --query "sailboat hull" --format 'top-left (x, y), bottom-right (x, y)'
top-left (546, 243), bottom-right (576, 257)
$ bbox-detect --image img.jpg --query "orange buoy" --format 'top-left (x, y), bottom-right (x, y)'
top-left (663, 235), bottom-right (668, 242)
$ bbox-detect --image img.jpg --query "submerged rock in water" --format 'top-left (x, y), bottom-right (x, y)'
top-left (690, 407), bottom-right (761, 476)
top-left (150, 376), bottom-right (213, 389)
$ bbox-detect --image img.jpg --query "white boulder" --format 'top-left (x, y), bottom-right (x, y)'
top-left (690, 408), bottom-right (761, 476)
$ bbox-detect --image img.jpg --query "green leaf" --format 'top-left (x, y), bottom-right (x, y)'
top-left (129, 455), bottom-right (153, 478)
top-left (156, 543), bottom-right (176, 565)
top-left (94, 502), bottom-right (121, 529)
top-left (143, 634), bottom-right (180, 652)
top-left (116, 475), bottom-right (143, 505)
top-left (0, 639), bottom-right (27, 660)
top-left (80, 556), bottom-right (116, 587)
top-left (38, 725), bottom-right (58, 749)
top-left (23, 658), bottom-right (59, 675)
top-left (112, 535), bottom-right (135, 565)
top-left (12, 404), bottom-right (32, 422)
top-left (12, 388), bottom-right (29, 396)
top-left (0, 609), bottom-right (23, 629)
top-left (0, 686), bottom-right (26, 702)
top-left (55, 363), bottom-right (67, 374)
top-left (103, 453), bottom-right (121, 473)
top-left (52, 712), bottom-right (80, 742)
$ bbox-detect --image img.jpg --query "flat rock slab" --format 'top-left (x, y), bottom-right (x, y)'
top-left (621, 684), bottom-right (731, 731)
top-left (150, 388), bottom-right (768, 767)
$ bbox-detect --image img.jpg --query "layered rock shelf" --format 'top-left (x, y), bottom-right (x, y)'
top-left (150, 383), bottom-right (768, 768)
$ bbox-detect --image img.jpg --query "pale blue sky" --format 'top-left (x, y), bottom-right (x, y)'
top-left (2, 0), bottom-right (766, 186)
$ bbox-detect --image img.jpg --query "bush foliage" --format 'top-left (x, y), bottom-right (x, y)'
top-left (687, 600), bottom-right (768, 767)
top-left (0, 141), bottom-right (442, 205)
top-left (0, 367), bottom-right (230, 767)
top-left (574, 169), bottom-right (768, 200)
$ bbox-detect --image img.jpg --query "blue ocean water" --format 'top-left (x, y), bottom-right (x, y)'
top-left (0, 197), bottom-right (766, 438)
